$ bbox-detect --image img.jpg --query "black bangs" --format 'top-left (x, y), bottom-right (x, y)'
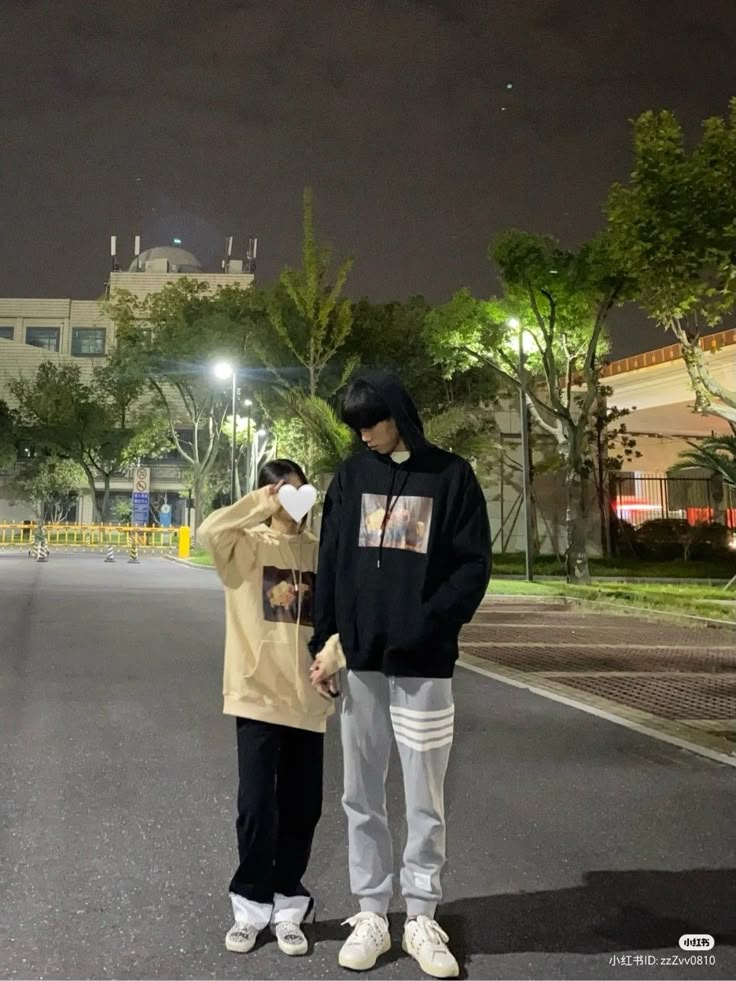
top-left (341, 379), bottom-right (391, 431)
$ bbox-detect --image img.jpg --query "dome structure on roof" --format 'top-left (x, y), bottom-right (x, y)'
top-left (130, 246), bottom-right (203, 273)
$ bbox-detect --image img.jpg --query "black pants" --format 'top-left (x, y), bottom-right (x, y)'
top-left (229, 717), bottom-right (324, 904)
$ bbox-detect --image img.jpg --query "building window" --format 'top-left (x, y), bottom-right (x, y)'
top-left (0, 326), bottom-right (13, 340)
top-left (71, 327), bottom-right (106, 356)
top-left (26, 327), bottom-right (60, 352)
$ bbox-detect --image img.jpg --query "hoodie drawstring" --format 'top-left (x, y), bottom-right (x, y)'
top-left (377, 463), bottom-right (410, 569)
top-left (287, 536), bottom-right (306, 697)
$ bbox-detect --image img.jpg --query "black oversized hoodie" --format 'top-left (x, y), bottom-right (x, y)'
top-left (309, 370), bottom-right (492, 678)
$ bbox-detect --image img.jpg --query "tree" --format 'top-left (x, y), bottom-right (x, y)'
top-left (346, 298), bottom-right (448, 412)
top-left (11, 362), bottom-right (169, 522)
top-left (607, 101), bottom-right (736, 426)
top-left (8, 456), bottom-right (84, 523)
top-left (0, 400), bottom-right (17, 469)
top-left (426, 231), bottom-right (626, 582)
top-left (583, 388), bottom-right (641, 556)
top-left (107, 279), bottom-right (264, 531)
top-left (260, 188), bottom-right (355, 398)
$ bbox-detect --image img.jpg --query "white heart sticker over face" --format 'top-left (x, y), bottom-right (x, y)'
top-left (277, 483), bottom-right (318, 522)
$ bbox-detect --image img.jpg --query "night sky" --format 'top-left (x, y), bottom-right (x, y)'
top-left (2, 0), bottom-right (735, 356)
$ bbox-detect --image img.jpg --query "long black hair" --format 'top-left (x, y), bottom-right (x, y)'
top-left (257, 458), bottom-right (308, 489)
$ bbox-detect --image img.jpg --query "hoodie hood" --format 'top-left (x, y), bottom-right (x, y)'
top-left (353, 369), bottom-right (433, 455)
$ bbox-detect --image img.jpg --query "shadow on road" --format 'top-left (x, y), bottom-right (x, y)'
top-left (311, 869), bottom-right (735, 969)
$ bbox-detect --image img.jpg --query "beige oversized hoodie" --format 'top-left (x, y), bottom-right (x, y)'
top-left (198, 487), bottom-right (345, 733)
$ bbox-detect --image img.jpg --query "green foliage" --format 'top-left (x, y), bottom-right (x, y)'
top-left (10, 361), bottom-right (169, 522)
top-left (272, 389), bottom-right (354, 477)
top-left (262, 188), bottom-right (355, 397)
top-left (671, 434), bottom-right (736, 487)
top-left (8, 456), bottom-right (84, 523)
top-left (425, 230), bottom-right (626, 582)
top-left (0, 399), bottom-right (17, 468)
top-left (346, 297), bottom-right (455, 412)
top-left (424, 402), bottom-right (501, 484)
top-left (606, 100), bottom-right (736, 423)
top-left (106, 278), bottom-right (266, 526)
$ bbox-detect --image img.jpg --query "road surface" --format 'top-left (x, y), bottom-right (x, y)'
top-left (1, 553), bottom-right (735, 979)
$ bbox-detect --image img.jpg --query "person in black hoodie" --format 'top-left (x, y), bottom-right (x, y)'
top-left (309, 370), bottom-right (491, 979)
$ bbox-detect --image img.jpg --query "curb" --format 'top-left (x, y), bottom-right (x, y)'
top-left (164, 555), bottom-right (216, 570)
top-left (457, 653), bottom-right (736, 769)
top-left (483, 591), bottom-right (735, 629)
top-left (562, 596), bottom-right (735, 630)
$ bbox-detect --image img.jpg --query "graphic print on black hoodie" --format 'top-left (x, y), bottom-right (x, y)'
top-left (359, 493), bottom-right (433, 553)
top-left (310, 370), bottom-right (492, 679)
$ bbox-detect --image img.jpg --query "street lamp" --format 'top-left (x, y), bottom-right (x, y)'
top-left (212, 361), bottom-right (238, 505)
top-left (242, 399), bottom-right (253, 493)
top-left (508, 318), bottom-right (535, 582)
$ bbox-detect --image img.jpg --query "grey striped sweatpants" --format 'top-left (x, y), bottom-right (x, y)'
top-left (340, 670), bottom-right (454, 918)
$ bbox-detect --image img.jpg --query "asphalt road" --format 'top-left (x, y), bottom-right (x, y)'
top-left (1, 553), bottom-right (735, 980)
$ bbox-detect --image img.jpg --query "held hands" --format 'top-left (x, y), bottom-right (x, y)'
top-left (309, 654), bottom-right (339, 699)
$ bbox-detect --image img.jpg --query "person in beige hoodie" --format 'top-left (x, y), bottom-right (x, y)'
top-left (198, 459), bottom-right (344, 960)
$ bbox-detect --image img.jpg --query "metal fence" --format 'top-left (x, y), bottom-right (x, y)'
top-left (611, 474), bottom-right (736, 530)
top-left (0, 523), bottom-right (191, 557)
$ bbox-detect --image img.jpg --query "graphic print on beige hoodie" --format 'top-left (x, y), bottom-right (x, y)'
top-left (198, 487), bottom-right (345, 733)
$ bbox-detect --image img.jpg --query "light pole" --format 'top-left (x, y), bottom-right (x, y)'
top-left (213, 361), bottom-right (238, 505)
top-left (252, 428), bottom-right (267, 490)
top-left (243, 399), bottom-right (253, 492)
top-left (508, 318), bottom-right (534, 582)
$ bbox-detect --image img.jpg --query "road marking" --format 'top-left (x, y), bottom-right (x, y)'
top-left (537, 670), bottom-right (736, 678)
top-left (468, 623), bottom-right (634, 629)
top-left (456, 659), bottom-right (736, 769)
top-left (461, 642), bottom-right (729, 651)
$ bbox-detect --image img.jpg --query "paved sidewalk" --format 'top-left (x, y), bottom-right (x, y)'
top-left (461, 598), bottom-right (736, 762)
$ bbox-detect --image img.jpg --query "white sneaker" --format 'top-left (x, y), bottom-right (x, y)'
top-left (402, 916), bottom-right (459, 978)
top-left (338, 911), bottom-right (391, 971)
top-left (272, 920), bottom-right (309, 956)
top-left (225, 921), bottom-right (260, 953)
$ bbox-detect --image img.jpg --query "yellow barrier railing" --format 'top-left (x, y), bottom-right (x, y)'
top-left (0, 523), bottom-right (191, 558)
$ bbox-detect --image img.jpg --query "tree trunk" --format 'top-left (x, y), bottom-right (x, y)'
top-left (565, 468), bottom-right (591, 583)
top-left (100, 474), bottom-right (112, 525)
top-left (192, 471), bottom-right (207, 540)
top-left (711, 474), bottom-right (726, 526)
top-left (81, 464), bottom-right (102, 523)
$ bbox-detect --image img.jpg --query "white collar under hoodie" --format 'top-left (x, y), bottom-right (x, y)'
top-left (198, 487), bottom-right (344, 733)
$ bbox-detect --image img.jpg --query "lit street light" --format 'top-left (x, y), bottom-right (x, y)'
top-left (212, 361), bottom-right (238, 505)
top-left (508, 318), bottom-right (534, 583)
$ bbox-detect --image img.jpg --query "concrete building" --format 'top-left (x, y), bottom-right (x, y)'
top-left (0, 242), bottom-right (255, 524)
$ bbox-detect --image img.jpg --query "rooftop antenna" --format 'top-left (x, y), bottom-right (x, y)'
top-left (110, 235), bottom-right (119, 272)
top-left (222, 235), bottom-right (233, 272)
top-left (247, 236), bottom-right (257, 274)
top-left (134, 235), bottom-right (141, 271)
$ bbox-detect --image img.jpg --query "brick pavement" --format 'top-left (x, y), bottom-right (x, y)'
top-left (460, 599), bottom-right (736, 758)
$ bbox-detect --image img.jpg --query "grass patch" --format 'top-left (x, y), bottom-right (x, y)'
top-left (188, 546), bottom-right (733, 621)
top-left (493, 552), bottom-right (735, 581)
top-left (487, 578), bottom-right (736, 622)
top-left (189, 547), bottom-right (214, 566)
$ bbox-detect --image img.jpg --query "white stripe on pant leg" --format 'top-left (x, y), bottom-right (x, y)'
top-left (391, 721), bottom-right (455, 744)
top-left (394, 732), bottom-right (454, 753)
top-left (390, 715), bottom-right (455, 736)
top-left (389, 705), bottom-right (455, 721)
top-left (390, 707), bottom-right (454, 726)
top-left (390, 677), bottom-right (454, 916)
